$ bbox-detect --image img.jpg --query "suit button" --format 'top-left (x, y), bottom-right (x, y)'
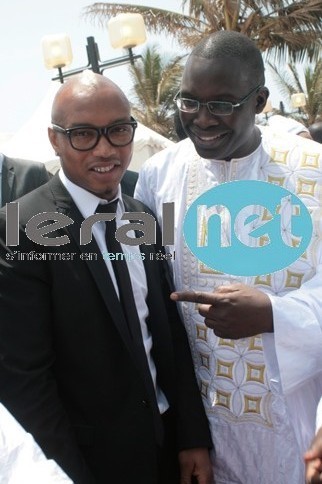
top-left (141, 400), bottom-right (150, 408)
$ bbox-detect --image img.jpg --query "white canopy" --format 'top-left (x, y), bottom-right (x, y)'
top-left (0, 82), bottom-right (174, 173)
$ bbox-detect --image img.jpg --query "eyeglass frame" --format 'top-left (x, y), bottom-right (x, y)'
top-left (174, 84), bottom-right (263, 116)
top-left (51, 116), bottom-right (138, 151)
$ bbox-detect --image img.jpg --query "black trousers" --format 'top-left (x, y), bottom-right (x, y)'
top-left (158, 408), bottom-right (180, 484)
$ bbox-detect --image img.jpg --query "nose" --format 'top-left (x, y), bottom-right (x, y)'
top-left (193, 104), bottom-right (220, 128)
top-left (92, 133), bottom-right (118, 157)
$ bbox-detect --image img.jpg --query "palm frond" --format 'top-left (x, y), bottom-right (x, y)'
top-left (267, 59), bottom-right (322, 125)
top-left (125, 44), bottom-right (185, 140)
top-left (83, 3), bottom-right (205, 36)
top-left (83, 1), bottom-right (322, 62)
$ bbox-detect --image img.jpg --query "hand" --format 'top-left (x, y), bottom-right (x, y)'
top-left (179, 447), bottom-right (214, 484)
top-left (304, 427), bottom-right (322, 483)
top-left (171, 283), bottom-right (273, 339)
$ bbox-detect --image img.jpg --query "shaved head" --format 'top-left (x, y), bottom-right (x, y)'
top-left (51, 71), bottom-right (130, 126)
top-left (189, 30), bottom-right (265, 86)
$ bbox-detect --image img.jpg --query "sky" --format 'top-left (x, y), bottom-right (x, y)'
top-left (0, 0), bottom-right (183, 134)
top-left (0, 0), bottom-right (290, 135)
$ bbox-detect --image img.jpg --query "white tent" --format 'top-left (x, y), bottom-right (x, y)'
top-left (0, 82), bottom-right (174, 173)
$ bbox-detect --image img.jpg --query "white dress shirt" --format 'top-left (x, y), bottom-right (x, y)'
top-left (59, 169), bottom-right (168, 413)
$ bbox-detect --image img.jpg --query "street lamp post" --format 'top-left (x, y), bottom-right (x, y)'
top-left (291, 92), bottom-right (306, 114)
top-left (41, 13), bottom-right (146, 83)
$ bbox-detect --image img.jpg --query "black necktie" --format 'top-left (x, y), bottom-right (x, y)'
top-left (97, 200), bottom-right (137, 336)
top-left (96, 200), bottom-right (164, 444)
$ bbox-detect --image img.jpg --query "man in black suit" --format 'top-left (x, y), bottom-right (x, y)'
top-left (0, 72), bottom-right (212, 484)
top-left (0, 154), bottom-right (50, 206)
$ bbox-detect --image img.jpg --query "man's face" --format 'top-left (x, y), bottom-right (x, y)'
top-left (179, 55), bottom-right (265, 161)
top-left (48, 85), bottom-right (134, 200)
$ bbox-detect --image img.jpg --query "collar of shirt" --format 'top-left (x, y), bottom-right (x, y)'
top-left (58, 168), bottom-right (124, 219)
top-left (58, 169), bottom-right (169, 414)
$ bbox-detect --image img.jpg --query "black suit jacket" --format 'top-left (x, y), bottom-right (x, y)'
top-left (1, 155), bottom-right (51, 206)
top-left (0, 175), bottom-right (211, 484)
top-left (120, 169), bottom-right (138, 196)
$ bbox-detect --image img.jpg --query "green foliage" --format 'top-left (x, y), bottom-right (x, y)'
top-left (267, 60), bottom-right (322, 126)
top-left (84, 1), bottom-right (322, 136)
top-left (84, 1), bottom-right (322, 63)
top-left (128, 45), bottom-right (186, 140)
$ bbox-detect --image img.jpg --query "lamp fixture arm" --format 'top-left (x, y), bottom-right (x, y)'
top-left (52, 36), bottom-right (141, 82)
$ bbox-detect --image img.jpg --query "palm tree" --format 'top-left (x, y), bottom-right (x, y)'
top-left (267, 60), bottom-right (322, 126)
top-left (128, 45), bottom-right (185, 140)
top-left (84, 0), bottom-right (322, 62)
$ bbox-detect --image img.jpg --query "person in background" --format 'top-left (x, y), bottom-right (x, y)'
top-left (120, 168), bottom-right (138, 196)
top-left (0, 402), bottom-right (72, 483)
top-left (0, 154), bottom-right (50, 206)
top-left (267, 114), bottom-right (312, 139)
top-left (304, 397), bottom-right (322, 483)
top-left (0, 71), bottom-right (213, 484)
top-left (305, 431), bottom-right (322, 481)
top-left (309, 121), bottom-right (322, 143)
top-left (135, 30), bottom-right (322, 483)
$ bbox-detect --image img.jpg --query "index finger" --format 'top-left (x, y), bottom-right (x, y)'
top-left (170, 290), bottom-right (218, 305)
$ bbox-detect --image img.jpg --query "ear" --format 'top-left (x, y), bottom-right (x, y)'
top-left (255, 87), bottom-right (270, 114)
top-left (48, 127), bottom-right (60, 156)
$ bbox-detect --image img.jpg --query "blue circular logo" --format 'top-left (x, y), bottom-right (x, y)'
top-left (183, 180), bottom-right (313, 276)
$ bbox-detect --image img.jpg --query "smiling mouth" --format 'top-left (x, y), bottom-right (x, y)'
top-left (194, 132), bottom-right (227, 143)
top-left (92, 165), bottom-right (115, 173)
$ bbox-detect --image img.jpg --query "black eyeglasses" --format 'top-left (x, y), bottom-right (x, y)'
top-left (52, 117), bottom-right (138, 151)
top-left (174, 85), bottom-right (262, 116)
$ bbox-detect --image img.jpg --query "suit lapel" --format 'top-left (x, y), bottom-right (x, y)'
top-left (1, 158), bottom-right (15, 206)
top-left (48, 176), bottom-right (135, 355)
top-left (122, 195), bottom-right (160, 293)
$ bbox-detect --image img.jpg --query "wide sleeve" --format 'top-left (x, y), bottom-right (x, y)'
top-left (263, 263), bottom-right (322, 394)
top-left (0, 403), bottom-right (72, 483)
